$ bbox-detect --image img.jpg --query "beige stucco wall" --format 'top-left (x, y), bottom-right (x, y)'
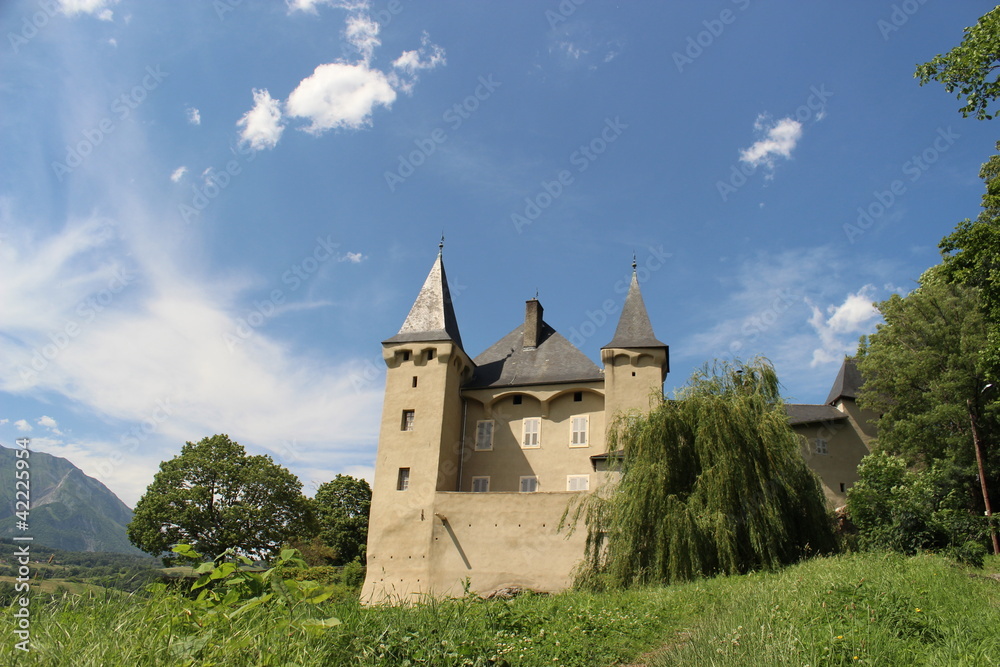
top-left (794, 415), bottom-right (871, 507)
top-left (601, 348), bottom-right (667, 425)
top-left (459, 383), bottom-right (605, 493)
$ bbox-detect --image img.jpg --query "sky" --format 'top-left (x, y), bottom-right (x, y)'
top-left (1, 1), bottom-right (997, 508)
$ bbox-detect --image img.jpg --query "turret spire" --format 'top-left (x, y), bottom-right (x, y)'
top-left (603, 262), bottom-right (666, 349)
top-left (384, 248), bottom-right (464, 350)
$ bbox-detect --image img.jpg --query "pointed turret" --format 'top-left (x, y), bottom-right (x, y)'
top-left (384, 245), bottom-right (464, 350)
top-left (601, 260), bottom-right (669, 419)
top-left (603, 271), bottom-right (668, 350)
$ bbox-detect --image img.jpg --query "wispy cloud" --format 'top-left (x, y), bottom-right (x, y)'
top-left (170, 166), bottom-right (187, 182)
top-left (807, 285), bottom-right (881, 366)
top-left (739, 115), bottom-right (803, 176)
top-left (59, 0), bottom-right (118, 19)
top-left (237, 88), bottom-right (285, 150)
top-left (14, 419), bottom-right (32, 432)
top-left (186, 107), bottom-right (201, 125)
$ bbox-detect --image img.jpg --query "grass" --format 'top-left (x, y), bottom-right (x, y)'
top-left (2, 552), bottom-right (999, 666)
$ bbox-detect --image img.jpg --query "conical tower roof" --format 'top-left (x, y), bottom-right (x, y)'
top-left (383, 247), bottom-right (464, 350)
top-left (603, 269), bottom-right (666, 349)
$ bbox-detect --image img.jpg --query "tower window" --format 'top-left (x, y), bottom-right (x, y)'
top-left (512, 395), bottom-right (523, 405)
top-left (631, 371), bottom-right (636, 377)
top-left (522, 418), bottom-right (540, 448)
top-left (570, 416), bottom-right (589, 447)
top-left (475, 420), bottom-right (494, 450)
top-left (573, 391), bottom-right (583, 402)
top-left (401, 410), bottom-right (415, 431)
top-left (401, 350), bottom-right (411, 361)
top-left (472, 476), bottom-right (490, 493)
top-left (397, 468), bottom-right (410, 491)
top-left (412, 376), bottom-right (418, 388)
top-left (519, 476), bottom-right (538, 493)
top-left (426, 349), bottom-right (435, 360)
top-left (840, 483), bottom-right (846, 493)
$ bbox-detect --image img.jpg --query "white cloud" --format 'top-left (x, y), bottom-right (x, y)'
top-left (339, 251), bottom-right (364, 263)
top-left (286, 63), bottom-right (396, 133)
top-left (807, 285), bottom-right (881, 366)
top-left (38, 415), bottom-right (63, 435)
top-left (237, 88), bottom-right (285, 150)
top-left (0, 419), bottom-right (8, 425)
top-left (391, 33), bottom-right (446, 94)
top-left (739, 116), bottom-right (803, 174)
top-left (59, 0), bottom-right (118, 19)
top-left (170, 166), bottom-right (187, 183)
top-left (286, 0), bottom-right (368, 14)
top-left (345, 13), bottom-right (380, 62)
top-left (15, 419), bottom-right (32, 432)
top-left (186, 107), bottom-right (201, 125)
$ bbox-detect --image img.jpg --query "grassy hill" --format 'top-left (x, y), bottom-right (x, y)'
top-left (1, 551), bottom-right (998, 665)
top-left (0, 443), bottom-right (142, 554)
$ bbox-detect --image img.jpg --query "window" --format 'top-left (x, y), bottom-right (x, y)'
top-left (412, 376), bottom-right (418, 388)
top-left (519, 476), bottom-right (538, 493)
top-left (402, 350), bottom-right (410, 361)
top-left (426, 349), bottom-right (435, 360)
top-left (573, 391), bottom-right (583, 402)
top-left (397, 468), bottom-right (410, 491)
top-left (522, 418), bottom-right (540, 448)
top-left (472, 476), bottom-right (490, 493)
top-left (567, 475), bottom-right (590, 491)
top-left (475, 420), bottom-right (494, 451)
top-left (815, 438), bottom-right (828, 455)
top-left (401, 410), bottom-right (415, 431)
top-left (839, 483), bottom-right (846, 493)
top-left (512, 395), bottom-right (523, 405)
top-left (570, 416), bottom-right (589, 447)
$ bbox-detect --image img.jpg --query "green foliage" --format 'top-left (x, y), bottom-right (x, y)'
top-left (575, 358), bottom-right (836, 588)
top-left (940, 142), bottom-right (1000, 378)
top-left (312, 474), bottom-right (371, 565)
top-left (4, 552), bottom-right (1000, 665)
top-left (915, 6), bottom-right (1000, 120)
top-left (847, 453), bottom-right (987, 564)
top-left (126, 434), bottom-right (316, 563)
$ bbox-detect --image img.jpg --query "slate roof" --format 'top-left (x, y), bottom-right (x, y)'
top-left (384, 252), bottom-right (464, 350)
top-left (785, 403), bottom-right (848, 426)
top-left (603, 272), bottom-right (667, 349)
top-left (825, 358), bottom-right (863, 405)
top-left (466, 321), bottom-right (604, 388)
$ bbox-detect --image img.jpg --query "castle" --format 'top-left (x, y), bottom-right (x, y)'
top-left (360, 248), bottom-right (874, 603)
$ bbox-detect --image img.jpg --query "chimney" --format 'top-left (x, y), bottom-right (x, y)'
top-left (524, 299), bottom-right (543, 349)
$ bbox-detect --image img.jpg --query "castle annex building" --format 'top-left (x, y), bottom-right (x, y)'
top-left (361, 249), bottom-right (873, 603)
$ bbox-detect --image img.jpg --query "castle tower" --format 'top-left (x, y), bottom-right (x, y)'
top-left (361, 245), bottom-right (474, 602)
top-left (601, 262), bottom-right (669, 423)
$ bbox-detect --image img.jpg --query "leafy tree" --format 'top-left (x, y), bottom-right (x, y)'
top-left (855, 269), bottom-right (999, 553)
top-left (312, 474), bottom-right (371, 565)
top-left (847, 453), bottom-right (986, 565)
top-left (939, 144), bottom-right (1000, 378)
top-left (572, 358), bottom-right (836, 588)
top-left (915, 6), bottom-right (1000, 120)
top-left (127, 434), bottom-right (315, 563)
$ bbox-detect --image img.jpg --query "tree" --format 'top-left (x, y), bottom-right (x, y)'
top-left (855, 269), bottom-right (999, 553)
top-left (572, 358), bottom-right (836, 589)
top-left (915, 6), bottom-right (1000, 120)
top-left (312, 474), bottom-right (371, 565)
top-left (127, 434), bottom-right (315, 563)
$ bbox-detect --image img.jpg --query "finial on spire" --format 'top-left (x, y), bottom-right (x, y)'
top-left (535, 288), bottom-right (539, 299)
top-left (438, 233), bottom-right (445, 255)
top-left (632, 252), bottom-right (637, 272)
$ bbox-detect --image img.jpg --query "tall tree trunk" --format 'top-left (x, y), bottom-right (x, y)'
top-left (968, 398), bottom-right (1000, 555)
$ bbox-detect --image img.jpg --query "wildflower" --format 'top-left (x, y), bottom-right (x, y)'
top-left (915, 608), bottom-right (922, 613)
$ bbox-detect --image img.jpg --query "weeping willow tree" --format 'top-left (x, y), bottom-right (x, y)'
top-left (571, 358), bottom-right (836, 589)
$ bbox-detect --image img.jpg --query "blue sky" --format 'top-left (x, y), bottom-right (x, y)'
top-left (1, 1), bottom-right (996, 507)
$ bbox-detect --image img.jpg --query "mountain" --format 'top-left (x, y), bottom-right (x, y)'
top-left (0, 442), bottom-right (143, 555)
